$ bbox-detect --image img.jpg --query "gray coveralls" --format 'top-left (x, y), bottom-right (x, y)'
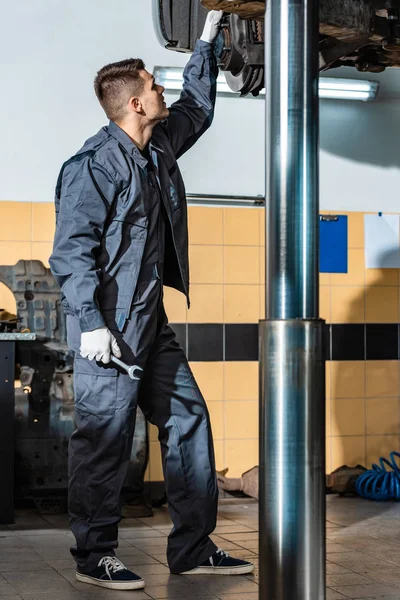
top-left (49, 40), bottom-right (219, 574)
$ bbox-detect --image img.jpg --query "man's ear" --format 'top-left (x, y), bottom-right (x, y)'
top-left (128, 96), bottom-right (142, 114)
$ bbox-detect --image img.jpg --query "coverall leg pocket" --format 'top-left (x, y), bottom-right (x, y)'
top-left (73, 357), bottom-right (118, 415)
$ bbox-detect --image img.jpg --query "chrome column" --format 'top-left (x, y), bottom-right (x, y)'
top-left (259, 0), bottom-right (325, 594)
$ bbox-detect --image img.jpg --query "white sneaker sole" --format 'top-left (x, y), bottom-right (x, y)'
top-left (181, 563), bottom-right (255, 575)
top-left (76, 572), bottom-right (145, 590)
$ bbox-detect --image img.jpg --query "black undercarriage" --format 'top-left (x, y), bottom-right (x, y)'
top-left (153, 0), bottom-right (400, 95)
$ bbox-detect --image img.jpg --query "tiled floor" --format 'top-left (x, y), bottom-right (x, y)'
top-left (2, 496), bottom-right (400, 599)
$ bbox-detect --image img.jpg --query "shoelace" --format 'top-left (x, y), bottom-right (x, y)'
top-left (98, 556), bottom-right (127, 579)
top-left (215, 548), bottom-right (230, 562)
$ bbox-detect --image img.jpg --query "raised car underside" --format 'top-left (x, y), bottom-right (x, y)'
top-left (153, 0), bottom-right (400, 95)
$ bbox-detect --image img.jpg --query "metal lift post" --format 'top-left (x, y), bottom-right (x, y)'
top-left (259, 0), bottom-right (326, 596)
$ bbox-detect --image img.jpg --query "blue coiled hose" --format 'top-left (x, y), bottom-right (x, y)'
top-left (356, 451), bottom-right (400, 500)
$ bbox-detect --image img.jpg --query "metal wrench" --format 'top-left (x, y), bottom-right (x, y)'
top-left (111, 356), bottom-right (143, 380)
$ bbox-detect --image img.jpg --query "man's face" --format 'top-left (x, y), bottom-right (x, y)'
top-left (137, 70), bottom-right (169, 122)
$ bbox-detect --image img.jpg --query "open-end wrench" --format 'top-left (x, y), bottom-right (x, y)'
top-left (111, 356), bottom-right (143, 380)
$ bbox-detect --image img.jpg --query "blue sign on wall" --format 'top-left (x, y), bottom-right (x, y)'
top-left (319, 215), bottom-right (348, 273)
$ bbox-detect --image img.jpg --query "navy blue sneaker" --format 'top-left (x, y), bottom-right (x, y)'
top-left (181, 548), bottom-right (255, 575)
top-left (76, 556), bottom-right (145, 590)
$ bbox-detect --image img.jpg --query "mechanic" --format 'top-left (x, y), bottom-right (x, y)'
top-left (49, 10), bottom-right (254, 592)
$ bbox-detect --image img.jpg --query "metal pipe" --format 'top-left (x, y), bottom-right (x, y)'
top-left (186, 193), bottom-right (265, 206)
top-left (259, 321), bottom-right (325, 599)
top-left (265, 0), bottom-right (319, 320)
top-left (259, 0), bottom-right (325, 595)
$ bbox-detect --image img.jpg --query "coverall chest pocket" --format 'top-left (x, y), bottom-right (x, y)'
top-left (74, 357), bottom-right (119, 416)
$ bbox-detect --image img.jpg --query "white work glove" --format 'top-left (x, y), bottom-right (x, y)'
top-left (80, 326), bottom-right (122, 364)
top-left (200, 10), bottom-right (224, 44)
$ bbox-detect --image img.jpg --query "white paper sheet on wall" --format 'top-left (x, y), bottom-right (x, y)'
top-left (364, 214), bottom-right (400, 268)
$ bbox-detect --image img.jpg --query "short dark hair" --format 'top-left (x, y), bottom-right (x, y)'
top-left (94, 58), bottom-right (146, 122)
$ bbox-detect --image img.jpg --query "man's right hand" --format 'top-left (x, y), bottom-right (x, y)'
top-left (80, 326), bottom-right (122, 364)
top-left (200, 10), bottom-right (224, 44)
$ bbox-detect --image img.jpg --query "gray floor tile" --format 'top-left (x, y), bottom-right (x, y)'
top-left (326, 590), bottom-right (349, 599)
top-left (145, 583), bottom-right (210, 599)
top-left (326, 542), bottom-right (351, 553)
top-left (330, 556), bottom-right (393, 576)
top-left (213, 526), bottom-right (254, 534)
top-left (121, 530), bottom-right (167, 539)
top-left (217, 533), bottom-right (258, 543)
top-left (0, 561), bottom-right (50, 574)
top-left (194, 577), bottom-right (259, 594)
top-left (0, 551), bottom-right (43, 563)
top-left (150, 597), bottom-right (216, 600)
top-left (326, 564), bottom-right (353, 575)
top-left (208, 540), bottom-right (243, 551)
top-left (327, 552), bottom-right (367, 566)
top-left (330, 584), bottom-right (399, 598)
top-left (117, 554), bottom-right (161, 566)
top-left (34, 550), bottom-right (72, 560)
top-left (54, 569), bottom-right (78, 586)
top-left (20, 592), bottom-right (85, 600)
top-left (10, 581), bottom-right (77, 595)
top-left (128, 536), bottom-right (168, 545)
top-left (146, 554), bottom-right (168, 565)
top-left (115, 546), bottom-right (159, 557)
top-left (133, 546), bottom-right (168, 557)
top-left (217, 594), bottom-right (258, 600)
top-left (231, 542), bottom-right (259, 551)
top-left (79, 590), bottom-right (150, 600)
top-left (2, 570), bottom-right (66, 583)
top-left (147, 529), bottom-right (172, 537)
top-left (0, 538), bottom-right (28, 548)
top-left (366, 569), bottom-right (400, 584)
top-left (8, 525), bottom-right (57, 534)
top-left (137, 574), bottom-right (184, 586)
top-left (16, 529), bottom-right (69, 537)
top-left (326, 573), bottom-right (375, 587)
top-left (131, 542), bottom-right (168, 551)
top-left (20, 534), bottom-right (71, 546)
top-left (0, 580), bottom-right (21, 596)
top-left (45, 559), bottom-right (77, 571)
top-left (131, 564), bottom-right (170, 576)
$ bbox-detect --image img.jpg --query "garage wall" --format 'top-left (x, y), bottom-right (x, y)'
top-left (1, 203), bottom-right (400, 479)
top-left (2, 1), bottom-right (400, 483)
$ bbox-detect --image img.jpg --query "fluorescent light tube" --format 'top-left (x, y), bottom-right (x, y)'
top-left (153, 67), bottom-right (380, 101)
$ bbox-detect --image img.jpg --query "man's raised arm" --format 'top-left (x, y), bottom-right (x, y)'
top-left (160, 10), bottom-right (223, 159)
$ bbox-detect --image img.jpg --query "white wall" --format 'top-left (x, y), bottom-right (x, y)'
top-left (178, 93), bottom-right (400, 211)
top-left (1, 0), bottom-right (400, 211)
top-left (0, 0), bottom-right (188, 203)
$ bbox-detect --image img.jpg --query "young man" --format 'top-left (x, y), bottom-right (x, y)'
top-left (49, 10), bottom-right (254, 592)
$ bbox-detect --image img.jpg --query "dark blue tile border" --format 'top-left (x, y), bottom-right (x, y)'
top-left (366, 324), bottom-right (399, 360)
top-left (171, 323), bottom-right (400, 362)
top-left (225, 324), bottom-right (259, 361)
top-left (187, 324), bottom-right (223, 361)
top-left (331, 324), bottom-right (365, 361)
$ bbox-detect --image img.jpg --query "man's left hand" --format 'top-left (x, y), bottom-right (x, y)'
top-left (200, 10), bottom-right (224, 44)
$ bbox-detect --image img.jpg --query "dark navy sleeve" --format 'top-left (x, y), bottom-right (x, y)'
top-left (49, 157), bottom-right (116, 332)
top-left (162, 40), bottom-right (218, 159)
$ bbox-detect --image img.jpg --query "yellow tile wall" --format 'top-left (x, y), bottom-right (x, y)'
top-left (1, 201), bottom-right (400, 480)
top-left (0, 202), bottom-right (54, 314)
